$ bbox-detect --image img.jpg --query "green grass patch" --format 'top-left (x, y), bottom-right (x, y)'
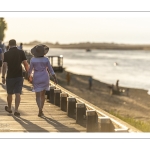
top-left (108, 110), bottom-right (150, 132)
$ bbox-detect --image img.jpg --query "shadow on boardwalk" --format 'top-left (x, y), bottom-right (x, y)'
top-left (12, 115), bottom-right (79, 132)
top-left (0, 97), bottom-right (15, 115)
top-left (41, 116), bottom-right (79, 132)
top-left (22, 84), bottom-right (33, 92)
top-left (12, 116), bottom-right (49, 132)
top-left (0, 83), bottom-right (7, 90)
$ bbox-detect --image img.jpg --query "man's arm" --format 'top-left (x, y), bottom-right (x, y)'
top-left (22, 60), bottom-right (29, 73)
top-left (2, 62), bottom-right (7, 84)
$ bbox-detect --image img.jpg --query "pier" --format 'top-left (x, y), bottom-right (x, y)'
top-left (0, 80), bottom-right (86, 132)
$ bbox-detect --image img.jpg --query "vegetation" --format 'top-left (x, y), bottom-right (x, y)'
top-left (0, 18), bottom-right (7, 41)
top-left (108, 110), bottom-right (150, 132)
top-left (24, 40), bottom-right (150, 50)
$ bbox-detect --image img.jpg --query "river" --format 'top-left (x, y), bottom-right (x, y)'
top-left (24, 45), bottom-right (150, 93)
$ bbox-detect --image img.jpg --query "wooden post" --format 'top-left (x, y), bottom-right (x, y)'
top-left (76, 103), bottom-right (86, 125)
top-left (54, 89), bottom-right (61, 106)
top-left (67, 97), bottom-right (76, 118)
top-left (86, 110), bottom-right (97, 132)
top-left (60, 93), bottom-right (68, 111)
top-left (45, 90), bottom-right (49, 100)
top-left (47, 90), bottom-right (50, 100)
top-left (45, 90), bottom-right (50, 100)
top-left (49, 86), bottom-right (56, 104)
top-left (98, 117), bottom-right (112, 132)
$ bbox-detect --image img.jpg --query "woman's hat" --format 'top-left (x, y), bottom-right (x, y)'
top-left (31, 44), bottom-right (49, 57)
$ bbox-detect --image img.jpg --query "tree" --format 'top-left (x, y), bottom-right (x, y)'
top-left (0, 18), bottom-right (7, 41)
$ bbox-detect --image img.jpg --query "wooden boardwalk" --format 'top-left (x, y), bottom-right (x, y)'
top-left (0, 80), bottom-right (86, 132)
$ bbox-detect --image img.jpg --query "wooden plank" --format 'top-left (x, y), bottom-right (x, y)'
top-left (0, 80), bottom-right (86, 132)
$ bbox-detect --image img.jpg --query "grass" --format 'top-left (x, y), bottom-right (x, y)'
top-left (108, 110), bottom-right (150, 132)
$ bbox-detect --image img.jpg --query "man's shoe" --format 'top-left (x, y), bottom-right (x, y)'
top-left (14, 112), bottom-right (20, 116)
top-left (5, 106), bottom-right (12, 113)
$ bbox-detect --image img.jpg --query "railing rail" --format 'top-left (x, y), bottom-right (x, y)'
top-left (49, 80), bottom-right (134, 132)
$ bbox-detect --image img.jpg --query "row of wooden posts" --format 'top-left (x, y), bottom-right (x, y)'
top-left (24, 72), bottom-right (128, 132)
top-left (45, 86), bottom-right (129, 132)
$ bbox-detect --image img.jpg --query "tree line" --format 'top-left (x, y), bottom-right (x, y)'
top-left (0, 18), bottom-right (7, 41)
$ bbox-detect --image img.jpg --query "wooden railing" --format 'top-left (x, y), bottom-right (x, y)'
top-left (44, 80), bottom-right (141, 132)
top-left (25, 52), bottom-right (64, 73)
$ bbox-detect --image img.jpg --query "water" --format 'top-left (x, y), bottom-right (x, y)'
top-left (24, 45), bottom-right (150, 92)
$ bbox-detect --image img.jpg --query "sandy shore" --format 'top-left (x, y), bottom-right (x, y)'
top-left (55, 69), bottom-right (150, 123)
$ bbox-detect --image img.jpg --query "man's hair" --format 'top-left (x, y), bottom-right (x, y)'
top-left (9, 39), bottom-right (16, 46)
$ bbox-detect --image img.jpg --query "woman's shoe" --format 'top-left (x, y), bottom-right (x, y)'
top-left (38, 110), bottom-right (44, 117)
top-left (14, 112), bottom-right (20, 116)
top-left (41, 111), bottom-right (44, 116)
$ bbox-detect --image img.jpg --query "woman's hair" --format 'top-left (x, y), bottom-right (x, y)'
top-left (35, 56), bottom-right (44, 58)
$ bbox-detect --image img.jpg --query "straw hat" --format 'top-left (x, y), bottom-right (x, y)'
top-left (31, 44), bottom-right (49, 57)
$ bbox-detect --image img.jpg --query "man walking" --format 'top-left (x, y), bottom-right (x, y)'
top-left (89, 76), bottom-right (93, 90)
top-left (1, 39), bottom-right (29, 116)
top-left (0, 40), bottom-right (5, 53)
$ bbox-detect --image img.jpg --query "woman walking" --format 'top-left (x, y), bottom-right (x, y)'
top-left (28, 44), bottom-right (57, 117)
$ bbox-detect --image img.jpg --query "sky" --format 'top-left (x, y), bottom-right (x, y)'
top-left (2, 12), bottom-right (150, 45)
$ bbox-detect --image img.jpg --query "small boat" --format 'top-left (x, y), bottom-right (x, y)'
top-left (86, 49), bottom-right (91, 52)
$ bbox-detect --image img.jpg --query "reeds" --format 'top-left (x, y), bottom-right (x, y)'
top-left (108, 110), bottom-right (150, 132)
